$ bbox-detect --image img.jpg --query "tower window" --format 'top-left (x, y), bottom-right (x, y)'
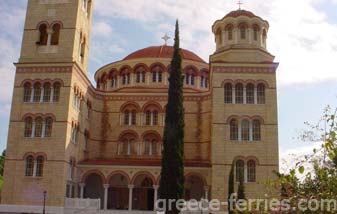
top-left (25, 155), bottom-right (35, 176)
top-left (257, 83), bottom-right (266, 104)
top-left (23, 83), bottom-right (32, 102)
top-left (235, 160), bottom-right (245, 182)
top-left (33, 83), bottom-right (42, 102)
top-left (241, 120), bottom-right (250, 141)
top-left (239, 24), bottom-right (247, 40)
top-left (247, 160), bottom-right (256, 182)
top-left (224, 83), bottom-right (233, 104)
top-left (38, 24), bottom-right (48, 46)
top-left (35, 156), bottom-right (44, 177)
top-left (51, 23), bottom-right (61, 45)
top-left (34, 117), bottom-right (43, 138)
top-left (246, 83), bottom-right (255, 104)
top-left (253, 25), bottom-right (259, 41)
top-left (235, 83), bottom-right (244, 104)
top-left (24, 117), bottom-right (33, 137)
top-left (230, 119), bottom-right (238, 140)
top-left (53, 82), bottom-right (61, 102)
top-left (252, 119), bottom-right (261, 141)
top-left (43, 83), bottom-right (51, 102)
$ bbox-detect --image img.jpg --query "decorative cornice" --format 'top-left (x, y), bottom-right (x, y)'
top-left (213, 66), bottom-right (276, 74)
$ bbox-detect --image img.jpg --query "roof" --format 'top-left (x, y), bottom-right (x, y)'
top-left (123, 45), bottom-right (206, 63)
top-left (224, 9), bottom-right (257, 18)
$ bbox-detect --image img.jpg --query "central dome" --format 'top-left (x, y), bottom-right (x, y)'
top-left (224, 9), bottom-right (257, 18)
top-left (123, 45), bottom-right (206, 63)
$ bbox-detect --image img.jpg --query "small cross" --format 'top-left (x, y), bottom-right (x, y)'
top-left (161, 33), bottom-right (171, 45)
top-left (237, 0), bottom-right (243, 10)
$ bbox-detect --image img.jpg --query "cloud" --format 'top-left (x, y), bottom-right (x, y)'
top-left (92, 21), bottom-right (114, 38)
top-left (93, 0), bottom-right (337, 85)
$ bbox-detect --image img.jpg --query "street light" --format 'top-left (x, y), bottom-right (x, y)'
top-left (43, 191), bottom-right (47, 214)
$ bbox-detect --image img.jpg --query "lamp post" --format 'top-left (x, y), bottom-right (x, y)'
top-left (43, 190), bottom-right (47, 214)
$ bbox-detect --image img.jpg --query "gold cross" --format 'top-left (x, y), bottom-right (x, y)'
top-left (237, 0), bottom-right (243, 10)
top-left (161, 33), bottom-right (171, 45)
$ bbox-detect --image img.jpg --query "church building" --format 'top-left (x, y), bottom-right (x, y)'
top-left (0, 0), bottom-right (279, 213)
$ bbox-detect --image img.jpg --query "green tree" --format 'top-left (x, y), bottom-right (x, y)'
top-left (0, 150), bottom-right (5, 176)
top-left (273, 106), bottom-right (337, 213)
top-left (158, 20), bottom-right (185, 214)
top-left (237, 172), bottom-right (245, 201)
top-left (228, 163), bottom-right (235, 214)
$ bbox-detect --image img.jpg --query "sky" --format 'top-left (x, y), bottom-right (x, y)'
top-left (0, 0), bottom-right (337, 170)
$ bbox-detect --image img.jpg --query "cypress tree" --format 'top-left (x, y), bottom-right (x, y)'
top-left (237, 172), bottom-right (245, 200)
top-left (228, 163), bottom-right (235, 214)
top-left (158, 20), bottom-right (185, 214)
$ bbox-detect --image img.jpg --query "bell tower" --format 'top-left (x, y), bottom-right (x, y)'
top-left (1, 0), bottom-right (94, 211)
top-left (209, 9), bottom-right (279, 205)
top-left (19, 0), bottom-right (92, 71)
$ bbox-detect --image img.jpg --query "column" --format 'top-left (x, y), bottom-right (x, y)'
top-left (153, 185), bottom-right (159, 211)
top-left (243, 86), bottom-right (246, 104)
top-left (244, 165), bottom-right (248, 183)
top-left (204, 186), bottom-right (209, 200)
top-left (79, 183), bottom-right (85, 198)
top-left (232, 86), bottom-right (236, 104)
top-left (238, 120), bottom-right (242, 141)
top-left (40, 87), bottom-right (44, 102)
top-left (103, 184), bottom-right (109, 210)
top-left (254, 87), bottom-right (258, 104)
top-left (47, 29), bottom-right (53, 46)
top-left (128, 185), bottom-right (134, 211)
top-left (50, 87), bottom-right (54, 102)
top-left (249, 121), bottom-right (253, 141)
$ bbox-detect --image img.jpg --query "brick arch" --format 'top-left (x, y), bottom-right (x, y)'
top-left (118, 130), bottom-right (139, 141)
top-left (142, 101), bottom-right (163, 113)
top-left (244, 79), bottom-right (256, 86)
top-left (246, 156), bottom-right (260, 165)
top-left (108, 68), bottom-right (118, 79)
top-left (256, 80), bottom-right (269, 88)
top-left (185, 172), bottom-right (207, 186)
top-left (233, 156), bottom-right (246, 164)
top-left (52, 79), bottom-right (65, 86)
top-left (133, 63), bottom-right (149, 72)
top-left (183, 65), bottom-right (199, 75)
top-left (221, 79), bottom-right (235, 87)
top-left (119, 65), bottom-right (132, 75)
top-left (141, 130), bottom-right (162, 141)
top-left (42, 79), bottom-right (53, 86)
top-left (150, 62), bottom-right (167, 73)
top-left (251, 115), bottom-right (265, 124)
top-left (50, 20), bottom-right (64, 29)
top-left (120, 101), bottom-right (141, 112)
top-left (23, 152), bottom-right (36, 160)
top-left (36, 21), bottom-right (49, 29)
top-left (106, 170), bottom-right (131, 184)
top-left (21, 79), bottom-right (34, 87)
top-left (252, 23), bottom-right (261, 31)
top-left (44, 113), bottom-right (57, 121)
top-left (131, 171), bottom-right (156, 185)
top-left (22, 113), bottom-right (36, 120)
top-left (234, 79), bottom-right (245, 85)
top-left (35, 152), bottom-right (48, 160)
top-left (100, 72), bottom-right (108, 83)
top-left (225, 23), bottom-right (234, 30)
top-left (81, 169), bottom-right (107, 184)
top-left (226, 115), bottom-right (240, 124)
top-left (200, 68), bottom-right (209, 76)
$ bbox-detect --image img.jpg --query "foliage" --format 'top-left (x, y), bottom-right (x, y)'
top-left (228, 163), bottom-right (235, 214)
top-left (274, 106), bottom-right (337, 213)
top-left (158, 20), bottom-right (185, 214)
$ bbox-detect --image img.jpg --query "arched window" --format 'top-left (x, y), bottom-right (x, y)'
top-left (45, 117), bottom-right (53, 137)
top-left (235, 160), bottom-right (245, 182)
top-left (51, 23), bottom-right (61, 45)
top-left (36, 156), bottom-right (44, 177)
top-left (239, 24), bottom-right (247, 40)
top-left (247, 160), bottom-right (256, 182)
top-left (124, 110), bottom-right (130, 125)
top-left (257, 83), bottom-right (265, 104)
top-left (152, 67), bottom-right (163, 83)
top-left (136, 71), bottom-right (145, 83)
top-left (153, 111), bottom-right (158, 125)
top-left (241, 120), bottom-right (250, 141)
top-left (111, 76), bottom-right (117, 88)
top-left (34, 117), bottom-right (43, 137)
top-left (246, 83), bottom-right (255, 104)
top-left (71, 124), bottom-right (79, 144)
top-left (43, 83), bottom-right (51, 102)
top-left (23, 83), bottom-right (32, 102)
top-left (216, 28), bottom-right (222, 45)
top-left (24, 117), bottom-right (33, 137)
top-left (253, 25), bottom-right (259, 41)
top-left (80, 37), bottom-right (86, 63)
top-left (227, 25), bottom-right (233, 41)
top-left (131, 110), bottom-right (136, 125)
top-left (121, 137), bottom-right (136, 155)
top-left (33, 83), bottom-right (42, 102)
top-left (224, 83), bottom-right (233, 104)
top-left (38, 24), bottom-right (48, 45)
top-left (235, 83), bottom-right (244, 104)
top-left (262, 29), bottom-right (267, 46)
top-left (53, 82), bottom-right (61, 102)
top-left (143, 135), bottom-right (159, 156)
top-left (145, 111), bottom-right (151, 125)
top-left (253, 119), bottom-right (261, 141)
top-left (25, 155), bottom-right (34, 176)
top-left (122, 73), bottom-right (130, 85)
top-left (230, 119), bottom-right (238, 140)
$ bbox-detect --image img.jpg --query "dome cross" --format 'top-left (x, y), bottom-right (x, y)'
top-left (237, 0), bottom-right (243, 10)
top-left (161, 33), bottom-right (171, 46)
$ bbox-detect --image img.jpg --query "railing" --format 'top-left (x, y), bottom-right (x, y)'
top-left (64, 198), bottom-right (100, 214)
